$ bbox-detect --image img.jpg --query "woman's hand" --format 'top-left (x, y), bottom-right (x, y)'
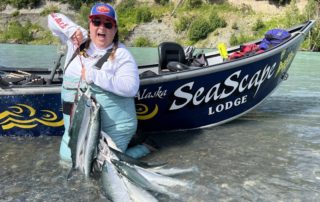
top-left (71, 28), bottom-right (83, 48)
top-left (81, 66), bottom-right (86, 80)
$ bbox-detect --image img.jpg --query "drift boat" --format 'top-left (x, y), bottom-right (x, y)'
top-left (0, 20), bottom-right (315, 136)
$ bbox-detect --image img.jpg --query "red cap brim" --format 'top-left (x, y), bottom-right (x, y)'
top-left (89, 15), bottom-right (116, 24)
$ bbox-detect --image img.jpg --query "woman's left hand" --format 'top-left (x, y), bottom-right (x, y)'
top-left (81, 67), bottom-right (86, 80)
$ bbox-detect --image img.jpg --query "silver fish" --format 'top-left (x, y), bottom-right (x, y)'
top-left (100, 137), bottom-right (157, 202)
top-left (122, 175), bottom-right (159, 202)
top-left (81, 99), bottom-right (100, 177)
top-left (100, 131), bottom-right (167, 169)
top-left (109, 147), bottom-right (167, 169)
top-left (134, 165), bottom-right (192, 188)
top-left (68, 88), bottom-right (100, 179)
top-left (102, 160), bottom-right (132, 202)
top-left (111, 159), bottom-right (180, 199)
top-left (148, 166), bottom-right (199, 176)
top-left (98, 134), bottom-right (133, 201)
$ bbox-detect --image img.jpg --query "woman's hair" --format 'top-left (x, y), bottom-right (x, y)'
top-left (109, 31), bottom-right (119, 60)
top-left (83, 38), bottom-right (91, 54)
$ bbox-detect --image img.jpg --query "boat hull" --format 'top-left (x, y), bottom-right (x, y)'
top-left (136, 40), bottom-right (300, 132)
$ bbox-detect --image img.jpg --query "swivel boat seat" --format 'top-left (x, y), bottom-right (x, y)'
top-left (158, 42), bottom-right (188, 73)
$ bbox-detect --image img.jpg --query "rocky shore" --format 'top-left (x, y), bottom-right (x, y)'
top-left (0, 0), bottom-right (308, 47)
top-left (0, 2), bottom-right (75, 29)
top-left (126, 0), bottom-right (307, 46)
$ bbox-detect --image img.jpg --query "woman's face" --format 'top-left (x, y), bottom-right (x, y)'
top-left (89, 16), bottom-right (117, 49)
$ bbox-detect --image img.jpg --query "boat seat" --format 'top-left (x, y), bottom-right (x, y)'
top-left (0, 76), bottom-right (10, 87)
top-left (158, 42), bottom-right (187, 73)
top-left (139, 70), bottom-right (158, 78)
top-left (167, 61), bottom-right (200, 72)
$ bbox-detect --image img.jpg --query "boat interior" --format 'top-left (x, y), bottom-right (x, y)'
top-left (138, 21), bottom-right (309, 78)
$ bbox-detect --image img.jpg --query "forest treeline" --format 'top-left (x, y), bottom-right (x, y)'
top-left (0, 0), bottom-right (294, 10)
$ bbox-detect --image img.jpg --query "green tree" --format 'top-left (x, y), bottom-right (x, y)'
top-left (284, 0), bottom-right (304, 27)
top-left (3, 20), bottom-right (33, 43)
top-left (117, 0), bottom-right (137, 13)
top-left (302, 0), bottom-right (320, 51)
top-left (269, 0), bottom-right (291, 5)
top-left (209, 13), bottom-right (227, 31)
top-left (229, 33), bottom-right (238, 46)
top-left (77, 4), bottom-right (91, 28)
top-left (252, 18), bottom-right (265, 31)
top-left (136, 7), bottom-right (153, 23)
top-left (133, 37), bottom-right (153, 47)
top-left (184, 0), bottom-right (202, 9)
top-left (174, 15), bottom-right (191, 33)
top-left (9, 0), bottom-right (41, 9)
top-left (67, 0), bottom-right (97, 10)
top-left (154, 0), bottom-right (169, 5)
top-left (188, 17), bottom-right (212, 41)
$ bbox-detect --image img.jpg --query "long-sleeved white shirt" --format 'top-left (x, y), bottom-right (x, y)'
top-left (48, 13), bottom-right (139, 97)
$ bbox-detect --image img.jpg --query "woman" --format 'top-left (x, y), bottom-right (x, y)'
top-left (48, 3), bottom-right (152, 162)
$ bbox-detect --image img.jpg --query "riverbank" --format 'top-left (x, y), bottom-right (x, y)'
top-left (0, 0), bottom-right (309, 47)
top-left (0, 1), bottom-right (74, 27)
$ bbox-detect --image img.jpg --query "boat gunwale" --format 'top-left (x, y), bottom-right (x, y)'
top-left (0, 85), bottom-right (61, 95)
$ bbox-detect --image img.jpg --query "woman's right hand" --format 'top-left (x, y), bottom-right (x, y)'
top-left (71, 28), bottom-right (83, 48)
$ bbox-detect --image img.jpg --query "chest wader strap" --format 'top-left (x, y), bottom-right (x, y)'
top-left (64, 42), bottom-right (113, 72)
top-left (64, 42), bottom-right (86, 73)
top-left (94, 49), bottom-right (112, 69)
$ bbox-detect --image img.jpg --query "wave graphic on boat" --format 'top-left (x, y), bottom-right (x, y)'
top-left (136, 104), bottom-right (158, 120)
top-left (0, 104), bottom-right (63, 130)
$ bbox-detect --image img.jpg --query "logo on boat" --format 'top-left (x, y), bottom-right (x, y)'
top-left (135, 86), bottom-right (166, 120)
top-left (170, 62), bottom-right (277, 111)
top-left (136, 104), bottom-right (158, 120)
top-left (0, 104), bottom-right (63, 130)
top-left (136, 86), bottom-right (167, 100)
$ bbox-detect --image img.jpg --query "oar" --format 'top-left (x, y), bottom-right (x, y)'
top-left (46, 53), bottom-right (64, 84)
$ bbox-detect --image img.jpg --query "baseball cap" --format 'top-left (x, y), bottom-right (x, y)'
top-left (89, 3), bottom-right (117, 24)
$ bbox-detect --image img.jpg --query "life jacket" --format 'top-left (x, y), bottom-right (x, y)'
top-left (228, 43), bottom-right (264, 60)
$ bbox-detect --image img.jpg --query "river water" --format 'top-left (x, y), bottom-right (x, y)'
top-left (0, 44), bottom-right (320, 201)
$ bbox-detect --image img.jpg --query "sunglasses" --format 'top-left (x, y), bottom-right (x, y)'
top-left (91, 18), bottom-right (114, 29)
